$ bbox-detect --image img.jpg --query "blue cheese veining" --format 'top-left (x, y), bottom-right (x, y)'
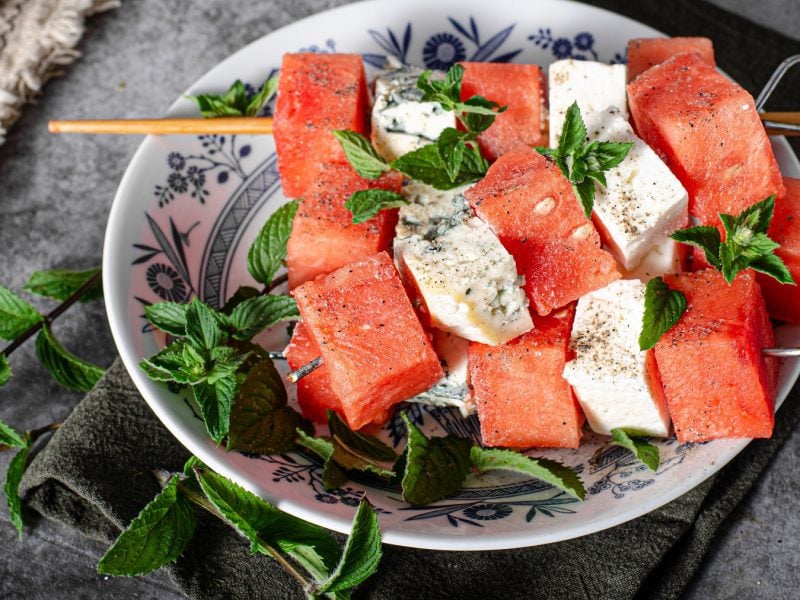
top-left (371, 63), bottom-right (456, 162)
top-left (407, 330), bottom-right (475, 416)
top-left (394, 182), bottom-right (533, 345)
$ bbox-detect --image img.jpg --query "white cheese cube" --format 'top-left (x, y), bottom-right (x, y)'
top-left (371, 66), bottom-right (456, 162)
top-left (548, 59), bottom-right (627, 147)
top-left (408, 330), bottom-right (475, 417)
top-left (585, 107), bottom-right (689, 271)
top-left (394, 184), bottom-right (533, 345)
top-left (622, 238), bottom-right (685, 282)
top-left (563, 279), bottom-right (671, 437)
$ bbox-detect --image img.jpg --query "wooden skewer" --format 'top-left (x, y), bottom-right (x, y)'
top-left (47, 112), bottom-right (799, 136)
top-left (48, 117), bottom-right (273, 135)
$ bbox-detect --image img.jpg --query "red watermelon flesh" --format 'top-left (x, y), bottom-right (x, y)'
top-left (458, 61), bottom-right (545, 161)
top-left (293, 252), bottom-right (443, 430)
top-left (627, 52), bottom-right (785, 227)
top-left (757, 178), bottom-right (800, 323)
top-left (654, 269), bottom-right (777, 442)
top-left (285, 321), bottom-right (339, 424)
top-left (274, 53), bottom-right (369, 198)
top-left (469, 305), bottom-right (584, 449)
top-left (286, 164), bottom-right (402, 289)
top-left (627, 37), bottom-right (715, 82)
top-left (465, 146), bottom-right (619, 316)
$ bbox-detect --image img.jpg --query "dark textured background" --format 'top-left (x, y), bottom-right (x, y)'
top-left (0, 0), bottom-right (798, 597)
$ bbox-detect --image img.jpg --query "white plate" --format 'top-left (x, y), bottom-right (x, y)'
top-left (103, 0), bottom-right (800, 550)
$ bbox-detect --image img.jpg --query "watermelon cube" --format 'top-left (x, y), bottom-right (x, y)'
top-left (627, 37), bottom-right (715, 82)
top-left (654, 269), bottom-right (778, 442)
top-left (274, 53), bottom-right (369, 198)
top-left (286, 164), bottom-right (402, 289)
top-left (465, 146), bottom-right (619, 316)
top-left (469, 306), bottom-right (584, 448)
top-left (758, 177), bottom-right (800, 323)
top-left (458, 61), bottom-right (545, 160)
top-left (293, 252), bottom-right (443, 430)
top-left (628, 52), bottom-right (785, 226)
top-left (285, 322), bottom-right (339, 424)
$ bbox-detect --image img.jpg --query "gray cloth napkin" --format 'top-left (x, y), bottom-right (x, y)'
top-left (16, 1), bottom-right (800, 598)
top-left (18, 360), bottom-right (800, 599)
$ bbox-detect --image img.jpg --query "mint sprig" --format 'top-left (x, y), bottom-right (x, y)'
top-left (98, 475), bottom-right (197, 576)
top-left (4, 442), bottom-right (30, 539)
top-left (23, 268), bottom-right (103, 302)
top-left (400, 413), bottom-right (472, 505)
top-left (296, 429), bottom-right (349, 490)
top-left (0, 285), bottom-right (42, 340)
top-left (332, 130), bottom-right (390, 180)
top-left (470, 447), bottom-right (586, 500)
top-left (671, 196), bottom-right (794, 285)
top-left (143, 302), bottom-right (188, 337)
top-left (609, 429), bottom-right (659, 472)
top-left (0, 354), bottom-right (10, 387)
top-left (345, 189), bottom-right (408, 224)
top-left (639, 276), bottom-right (687, 351)
top-left (35, 324), bottom-right (105, 393)
top-left (188, 77), bottom-right (278, 118)
top-left (247, 200), bottom-right (299, 287)
top-left (228, 294), bottom-right (299, 340)
top-left (535, 101), bottom-right (634, 218)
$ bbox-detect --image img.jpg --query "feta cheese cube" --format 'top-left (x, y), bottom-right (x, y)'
top-left (371, 65), bottom-right (456, 162)
top-left (622, 238), bottom-right (685, 282)
top-left (394, 183), bottom-right (533, 345)
top-left (563, 279), bottom-right (671, 437)
top-left (408, 330), bottom-right (475, 417)
top-left (585, 107), bottom-right (689, 271)
top-left (548, 59), bottom-right (627, 147)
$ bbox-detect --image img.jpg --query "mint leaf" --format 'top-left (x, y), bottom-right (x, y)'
top-left (0, 285), bottom-right (42, 340)
top-left (228, 359), bottom-right (311, 454)
top-left (185, 298), bottom-right (225, 351)
top-left (35, 325), bottom-right (104, 392)
top-left (332, 130), bottom-right (389, 180)
top-left (749, 253), bottom-right (795, 284)
top-left (610, 429), bottom-right (659, 472)
top-left (328, 411), bottom-right (397, 463)
top-left (144, 302), bottom-right (188, 337)
top-left (391, 141), bottom-right (486, 190)
top-left (0, 419), bottom-right (26, 448)
top-left (670, 226), bottom-right (722, 270)
top-left (246, 76), bottom-right (278, 117)
top-left (400, 413), bottom-right (472, 505)
top-left (459, 96), bottom-right (505, 134)
top-left (536, 101), bottom-right (632, 219)
top-left (4, 444), bottom-right (30, 539)
top-left (315, 499), bottom-right (382, 595)
top-left (0, 354), bottom-right (10, 387)
top-left (437, 128), bottom-right (467, 181)
top-left (417, 66), bottom-right (462, 109)
top-left (195, 468), bottom-right (340, 582)
top-left (296, 429), bottom-right (348, 491)
top-left (229, 294), bottom-right (299, 341)
top-left (23, 268), bottom-right (102, 302)
top-left (98, 475), bottom-right (196, 576)
top-left (139, 340), bottom-right (206, 384)
top-left (733, 195), bottom-right (774, 235)
top-left (247, 200), bottom-right (299, 286)
top-left (183, 455), bottom-right (206, 477)
top-left (221, 286), bottom-right (261, 315)
top-left (206, 346), bottom-right (249, 384)
top-left (346, 190), bottom-right (408, 225)
top-left (193, 375), bottom-right (237, 444)
top-left (470, 447), bottom-right (585, 500)
top-left (188, 80), bottom-right (250, 117)
top-left (639, 276), bottom-right (687, 351)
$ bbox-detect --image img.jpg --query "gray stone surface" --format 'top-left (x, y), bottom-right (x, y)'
top-left (0, 0), bottom-right (798, 598)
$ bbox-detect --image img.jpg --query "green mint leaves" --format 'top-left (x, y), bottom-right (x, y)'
top-left (536, 102), bottom-right (633, 219)
top-left (0, 354), bottom-right (10, 387)
top-left (188, 77), bottom-right (278, 118)
top-left (609, 429), bottom-right (659, 472)
top-left (247, 200), bottom-right (299, 287)
top-left (35, 324), bottom-right (105, 393)
top-left (98, 475), bottom-right (197, 576)
top-left (470, 447), bottom-right (586, 500)
top-left (23, 268), bottom-right (103, 302)
top-left (1, 419), bottom-right (30, 539)
top-left (671, 196), bottom-right (794, 285)
top-left (0, 285), bottom-right (42, 340)
top-left (332, 130), bottom-right (391, 180)
top-left (228, 294), bottom-right (299, 340)
top-left (143, 302), bottom-right (188, 337)
top-left (400, 413), bottom-right (472, 505)
top-left (0, 419), bottom-right (27, 448)
top-left (639, 277), bottom-right (687, 351)
top-left (345, 190), bottom-right (408, 224)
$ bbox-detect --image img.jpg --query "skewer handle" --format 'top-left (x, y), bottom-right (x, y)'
top-left (763, 348), bottom-right (800, 357)
top-left (48, 117), bottom-right (273, 135)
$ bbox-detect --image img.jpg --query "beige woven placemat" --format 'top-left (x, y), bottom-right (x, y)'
top-left (0, 0), bottom-right (119, 142)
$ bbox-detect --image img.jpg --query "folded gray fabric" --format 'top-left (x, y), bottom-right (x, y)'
top-left (19, 357), bottom-right (800, 600)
